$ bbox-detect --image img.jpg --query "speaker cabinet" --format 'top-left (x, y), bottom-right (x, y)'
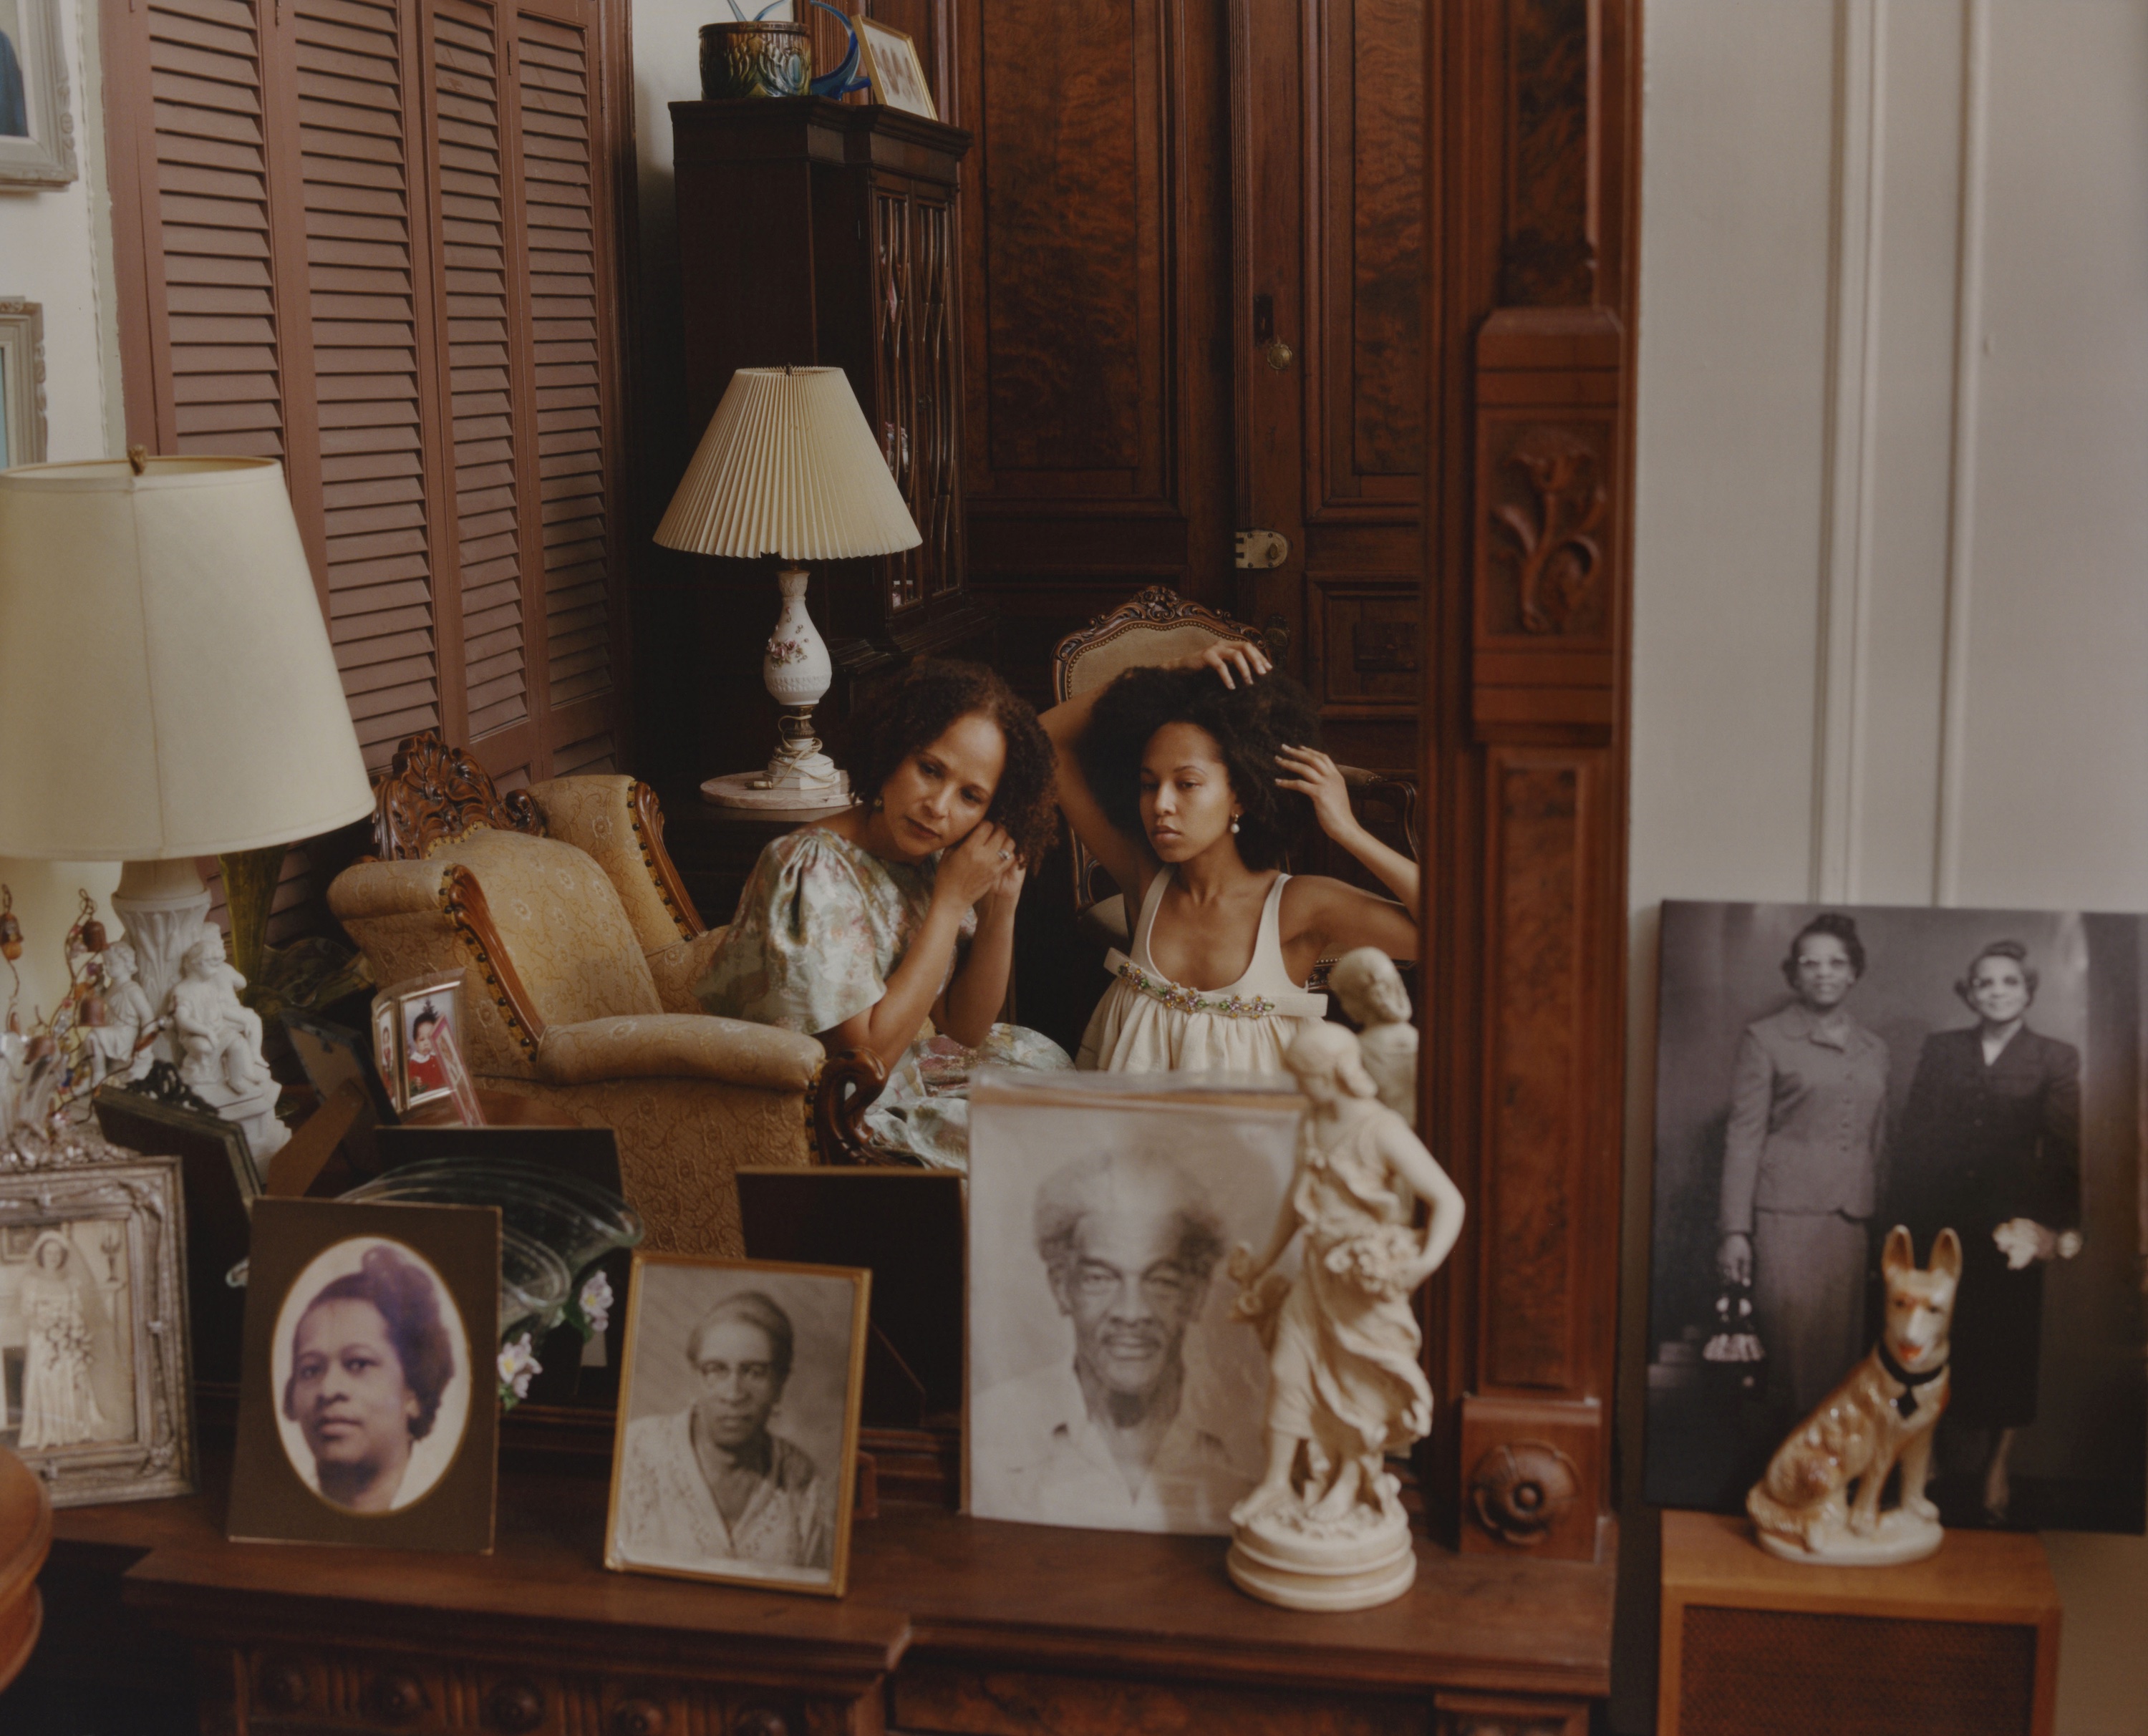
top-left (1659, 1511), bottom-right (2060, 1736)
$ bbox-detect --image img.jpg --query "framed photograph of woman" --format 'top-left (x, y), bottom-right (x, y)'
top-left (605, 1255), bottom-right (871, 1596)
top-left (0, 1153), bottom-right (194, 1507)
top-left (228, 1198), bottom-right (499, 1551)
top-left (1645, 900), bottom-right (2148, 1535)
top-left (0, 0), bottom-right (77, 188)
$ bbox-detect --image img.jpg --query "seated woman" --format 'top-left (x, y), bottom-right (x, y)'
top-left (696, 660), bottom-right (1070, 1164)
top-left (1043, 641), bottom-right (1419, 1073)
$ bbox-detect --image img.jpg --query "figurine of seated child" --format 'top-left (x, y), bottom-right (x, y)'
top-left (170, 934), bottom-right (272, 1093)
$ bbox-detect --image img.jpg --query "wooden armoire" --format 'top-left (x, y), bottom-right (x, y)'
top-left (659, 97), bottom-right (996, 785)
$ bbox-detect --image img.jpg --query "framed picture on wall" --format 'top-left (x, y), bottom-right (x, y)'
top-left (1644, 899), bottom-right (2148, 1535)
top-left (857, 18), bottom-right (935, 120)
top-left (0, 0), bottom-right (79, 188)
top-left (0, 298), bottom-right (46, 468)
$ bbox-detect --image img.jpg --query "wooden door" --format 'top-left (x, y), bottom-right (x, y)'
top-left (1232, 0), bottom-right (1426, 787)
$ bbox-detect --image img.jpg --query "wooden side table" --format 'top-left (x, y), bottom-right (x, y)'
top-left (1659, 1509), bottom-right (2061, 1736)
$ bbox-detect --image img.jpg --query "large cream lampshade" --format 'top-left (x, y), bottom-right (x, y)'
top-left (655, 366), bottom-right (921, 810)
top-left (0, 455), bottom-right (375, 1158)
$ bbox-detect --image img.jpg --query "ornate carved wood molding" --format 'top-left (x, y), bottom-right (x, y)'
top-left (437, 865), bottom-right (545, 1060)
top-left (629, 781), bottom-right (705, 939)
top-left (367, 731), bottom-right (546, 863)
top-left (808, 1049), bottom-right (890, 1168)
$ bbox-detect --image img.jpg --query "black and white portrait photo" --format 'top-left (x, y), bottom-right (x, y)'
top-left (1646, 901), bottom-right (2147, 1533)
top-left (967, 1073), bottom-right (1301, 1536)
top-left (1, 1223), bottom-right (133, 1455)
top-left (229, 1198), bottom-right (498, 1551)
top-left (271, 1237), bottom-right (472, 1516)
top-left (605, 1256), bottom-right (869, 1596)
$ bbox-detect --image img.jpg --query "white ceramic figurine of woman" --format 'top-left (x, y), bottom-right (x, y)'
top-left (1225, 1022), bottom-right (1464, 1610)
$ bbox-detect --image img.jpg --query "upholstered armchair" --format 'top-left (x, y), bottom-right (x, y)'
top-left (326, 734), bottom-right (884, 1256)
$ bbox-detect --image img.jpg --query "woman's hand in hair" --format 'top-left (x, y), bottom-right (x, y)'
top-left (934, 820), bottom-right (1020, 913)
top-left (1274, 745), bottom-right (1357, 845)
top-left (1175, 639), bottom-right (1271, 689)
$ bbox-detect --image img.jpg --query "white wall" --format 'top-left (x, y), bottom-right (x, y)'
top-left (1627, 2), bottom-right (2148, 1730)
top-left (0, 0), bottom-right (124, 1025)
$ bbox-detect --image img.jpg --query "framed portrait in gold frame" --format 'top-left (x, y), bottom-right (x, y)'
top-left (604, 1253), bottom-right (871, 1597)
top-left (857, 18), bottom-right (935, 120)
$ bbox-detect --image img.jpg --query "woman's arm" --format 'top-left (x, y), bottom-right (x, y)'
top-left (1275, 746), bottom-right (1419, 911)
top-left (1381, 1125), bottom-right (1466, 1285)
top-left (1040, 640), bottom-right (1273, 908)
top-left (934, 856), bottom-right (1025, 1047)
top-left (818, 823), bottom-right (1015, 1069)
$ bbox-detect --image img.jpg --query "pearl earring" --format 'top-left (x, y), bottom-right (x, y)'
top-left (1230, 817), bottom-right (1241, 835)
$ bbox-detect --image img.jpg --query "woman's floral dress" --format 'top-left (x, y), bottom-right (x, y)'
top-left (695, 827), bottom-right (1069, 1165)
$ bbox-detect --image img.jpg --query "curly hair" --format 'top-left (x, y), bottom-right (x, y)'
top-left (284, 1243), bottom-right (458, 1440)
top-left (848, 660), bottom-right (1058, 867)
top-left (1077, 665), bottom-right (1324, 871)
top-left (1956, 938), bottom-right (2038, 1009)
top-left (1779, 912), bottom-right (1867, 988)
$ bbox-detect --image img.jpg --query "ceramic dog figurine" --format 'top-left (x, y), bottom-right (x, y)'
top-left (1746, 1224), bottom-right (1960, 1564)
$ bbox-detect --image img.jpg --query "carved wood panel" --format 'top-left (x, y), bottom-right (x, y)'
top-left (1478, 746), bottom-right (1599, 1392)
top-left (960, 0), bottom-right (1174, 504)
top-left (1499, 0), bottom-right (1594, 306)
top-left (892, 1662), bottom-right (1433, 1736)
top-left (1307, 0), bottom-right (1425, 518)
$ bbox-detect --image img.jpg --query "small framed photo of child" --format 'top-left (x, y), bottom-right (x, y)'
top-left (373, 971), bottom-right (471, 1115)
top-left (605, 1255), bottom-right (871, 1596)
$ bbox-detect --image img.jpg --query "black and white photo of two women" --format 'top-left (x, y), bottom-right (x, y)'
top-left (1645, 901), bottom-right (2147, 1535)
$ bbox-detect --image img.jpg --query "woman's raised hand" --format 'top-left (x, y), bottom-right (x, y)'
top-left (1177, 639), bottom-right (1271, 689)
top-left (937, 820), bottom-right (1020, 911)
top-left (1274, 744), bottom-right (1357, 840)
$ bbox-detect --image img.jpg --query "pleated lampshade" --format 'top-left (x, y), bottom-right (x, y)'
top-left (654, 367), bottom-right (921, 560)
top-left (0, 456), bottom-right (374, 859)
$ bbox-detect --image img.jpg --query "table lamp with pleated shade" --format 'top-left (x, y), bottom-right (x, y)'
top-left (655, 366), bottom-right (921, 810)
top-left (0, 453), bottom-right (374, 1158)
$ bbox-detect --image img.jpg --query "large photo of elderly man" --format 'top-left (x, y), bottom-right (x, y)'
top-left (1645, 901), bottom-right (2147, 1533)
top-left (966, 1072), bottom-right (1302, 1535)
top-left (605, 1255), bottom-right (871, 1596)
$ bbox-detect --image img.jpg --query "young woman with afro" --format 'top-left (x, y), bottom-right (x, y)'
top-left (695, 660), bottom-right (1072, 1163)
top-left (1042, 642), bottom-right (1419, 1072)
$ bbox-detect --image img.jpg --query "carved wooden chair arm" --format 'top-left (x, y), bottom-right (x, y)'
top-left (812, 1049), bottom-right (890, 1166)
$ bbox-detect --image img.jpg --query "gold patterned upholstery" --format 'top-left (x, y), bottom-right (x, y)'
top-left (327, 743), bottom-right (861, 1257)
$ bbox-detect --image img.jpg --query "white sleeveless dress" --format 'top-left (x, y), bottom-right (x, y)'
top-left (1076, 866), bottom-right (1328, 1075)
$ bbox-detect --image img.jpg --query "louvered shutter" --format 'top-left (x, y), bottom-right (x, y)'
top-left (105, 0), bottom-right (626, 801)
top-left (137, 0), bottom-right (288, 460)
top-left (294, 0), bottom-right (444, 766)
top-left (514, 10), bottom-right (616, 774)
top-left (432, 0), bottom-right (532, 747)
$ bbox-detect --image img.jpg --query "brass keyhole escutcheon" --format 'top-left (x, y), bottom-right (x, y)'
top-left (1264, 336), bottom-right (1295, 372)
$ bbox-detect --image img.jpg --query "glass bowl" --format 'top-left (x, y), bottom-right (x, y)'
top-left (340, 1158), bottom-right (644, 1289)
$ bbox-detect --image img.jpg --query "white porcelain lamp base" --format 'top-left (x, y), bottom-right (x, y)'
top-left (702, 568), bottom-right (858, 813)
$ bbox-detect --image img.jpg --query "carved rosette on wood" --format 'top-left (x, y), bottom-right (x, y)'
top-left (368, 730), bottom-right (547, 863)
